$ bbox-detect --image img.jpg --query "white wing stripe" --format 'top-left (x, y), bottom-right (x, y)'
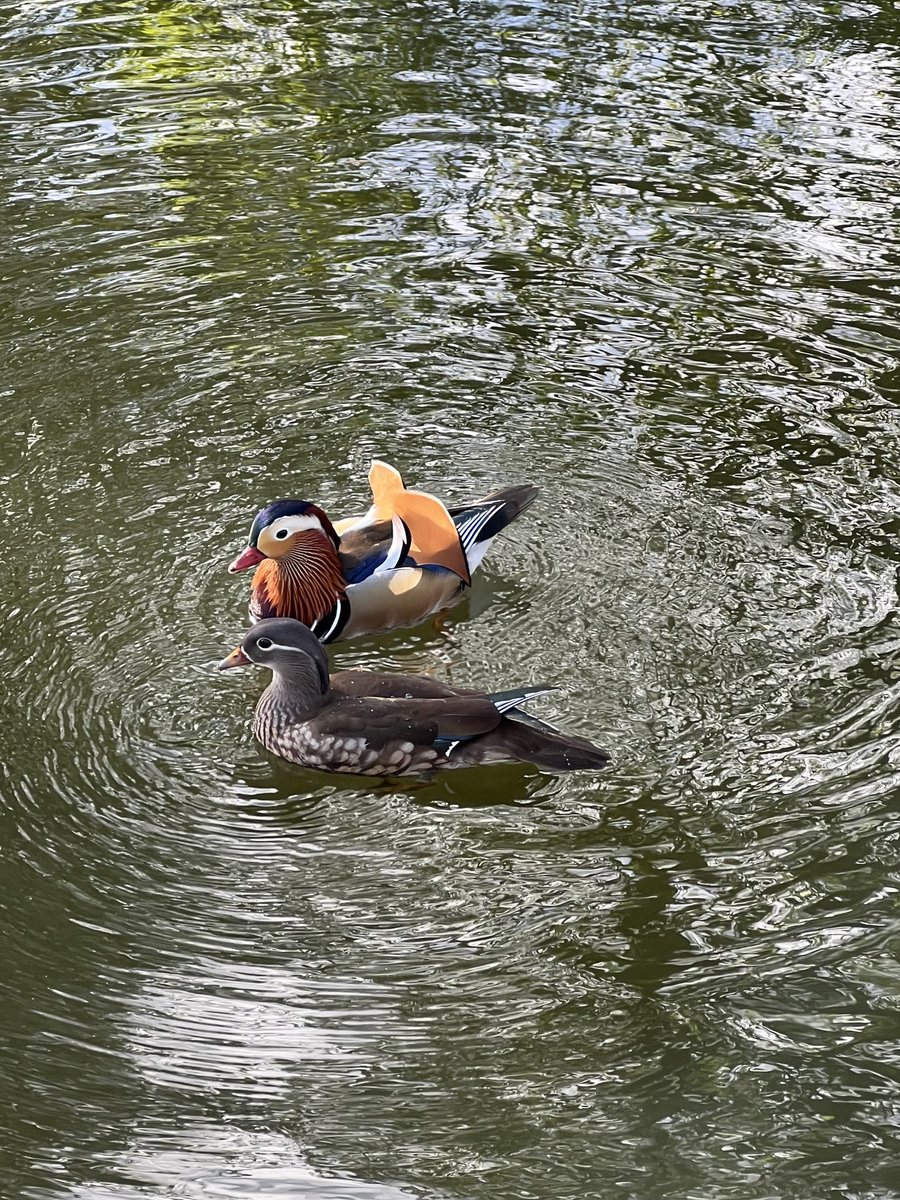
top-left (456, 503), bottom-right (503, 551)
top-left (374, 515), bottom-right (412, 575)
top-left (491, 688), bottom-right (557, 714)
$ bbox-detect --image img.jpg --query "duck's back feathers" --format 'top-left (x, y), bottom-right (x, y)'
top-left (338, 520), bottom-right (411, 584)
top-left (448, 484), bottom-right (539, 530)
top-left (316, 692), bottom-right (502, 747)
top-left (485, 685), bottom-right (559, 714)
top-left (337, 477), bottom-right (539, 584)
top-left (367, 460), bottom-right (472, 583)
top-left (330, 670), bottom-right (480, 701)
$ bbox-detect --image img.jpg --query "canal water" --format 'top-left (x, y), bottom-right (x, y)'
top-left (3, 1), bottom-right (900, 1196)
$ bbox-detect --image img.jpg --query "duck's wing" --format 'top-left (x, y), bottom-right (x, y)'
top-left (448, 484), bottom-right (539, 574)
top-left (308, 684), bottom-right (607, 773)
top-left (314, 692), bottom-right (502, 752)
top-left (478, 717), bottom-right (612, 770)
top-left (335, 466), bottom-right (537, 585)
top-left (338, 514), bottom-right (412, 584)
top-left (485, 685), bottom-right (559, 713)
top-left (338, 461), bottom-right (471, 584)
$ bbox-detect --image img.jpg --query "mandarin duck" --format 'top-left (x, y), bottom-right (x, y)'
top-left (228, 460), bottom-right (538, 642)
top-left (219, 618), bottom-right (611, 777)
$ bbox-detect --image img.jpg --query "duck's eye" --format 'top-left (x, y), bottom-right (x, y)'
top-left (256, 637), bottom-right (273, 650)
top-left (275, 529), bottom-right (289, 540)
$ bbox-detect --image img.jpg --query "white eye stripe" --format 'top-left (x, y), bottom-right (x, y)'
top-left (259, 641), bottom-right (312, 654)
top-left (268, 515), bottom-right (324, 537)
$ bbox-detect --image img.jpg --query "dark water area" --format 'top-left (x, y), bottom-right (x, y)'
top-left (4, 0), bottom-right (900, 1196)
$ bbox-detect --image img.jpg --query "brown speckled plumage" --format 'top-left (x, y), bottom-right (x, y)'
top-left (220, 619), bottom-right (611, 778)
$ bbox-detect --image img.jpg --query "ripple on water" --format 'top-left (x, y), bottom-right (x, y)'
top-left (59, 1126), bottom-right (426, 1199)
top-left (6, 0), bottom-right (900, 1196)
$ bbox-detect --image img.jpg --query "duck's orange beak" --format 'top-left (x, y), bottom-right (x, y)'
top-left (228, 546), bottom-right (266, 573)
top-left (219, 646), bottom-right (251, 670)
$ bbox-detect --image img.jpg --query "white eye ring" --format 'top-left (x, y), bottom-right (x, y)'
top-left (275, 529), bottom-right (289, 540)
top-left (256, 637), bottom-right (273, 650)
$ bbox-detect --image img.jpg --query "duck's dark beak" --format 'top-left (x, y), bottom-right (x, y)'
top-left (228, 546), bottom-right (266, 573)
top-left (219, 646), bottom-right (251, 670)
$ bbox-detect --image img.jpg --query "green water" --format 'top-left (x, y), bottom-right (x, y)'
top-left (4, 0), bottom-right (900, 1196)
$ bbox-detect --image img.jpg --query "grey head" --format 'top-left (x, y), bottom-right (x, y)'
top-left (219, 617), bottom-right (330, 695)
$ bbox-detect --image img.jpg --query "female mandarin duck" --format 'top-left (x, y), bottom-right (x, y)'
top-left (228, 460), bottom-right (538, 642)
top-left (220, 618), bottom-right (611, 777)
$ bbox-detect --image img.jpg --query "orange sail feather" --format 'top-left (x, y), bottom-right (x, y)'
top-left (367, 460), bottom-right (471, 584)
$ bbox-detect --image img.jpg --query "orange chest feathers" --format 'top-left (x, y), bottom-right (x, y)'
top-left (251, 542), bottom-right (347, 624)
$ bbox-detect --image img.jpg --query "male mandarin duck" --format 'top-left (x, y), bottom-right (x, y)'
top-left (228, 460), bottom-right (538, 642)
top-left (219, 618), bottom-right (611, 777)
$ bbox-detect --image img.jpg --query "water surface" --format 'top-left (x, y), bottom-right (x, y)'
top-left (3, 1), bottom-right (900, 1197)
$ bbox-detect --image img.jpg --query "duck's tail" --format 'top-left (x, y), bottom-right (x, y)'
top-left (454, 713), bottom-right (610, 771)
top-left (446, 686), bottom-right (610, 772)
top-left (449, 484), bottom-right (539, 574)
top-left (500, 712), bottom-right (611, 770)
